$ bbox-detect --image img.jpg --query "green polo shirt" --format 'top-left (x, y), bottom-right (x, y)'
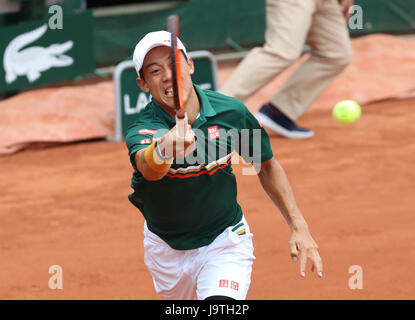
top-left (126, 85), bottom-right (273, 250)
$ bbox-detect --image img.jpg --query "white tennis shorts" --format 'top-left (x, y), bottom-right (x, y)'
top-left (142, 215), bottom-right (255, 300)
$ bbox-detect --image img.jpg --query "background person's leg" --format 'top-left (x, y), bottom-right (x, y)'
top-left (219, 0), bottom-right (316, 101)
top-left (271, 0), bottom-right (352, 121)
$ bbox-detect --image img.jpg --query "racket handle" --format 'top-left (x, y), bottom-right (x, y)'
top-left (175, 113), bottom-right (188, 137)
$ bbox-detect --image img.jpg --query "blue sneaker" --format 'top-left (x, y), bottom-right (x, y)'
top-left (255, 103), bottom-right (314, 139)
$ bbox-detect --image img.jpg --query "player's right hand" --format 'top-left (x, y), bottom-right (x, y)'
top-left (288, 226), bottom-right (323, 278)
top-left (158, 124), bottom-right (196, 159)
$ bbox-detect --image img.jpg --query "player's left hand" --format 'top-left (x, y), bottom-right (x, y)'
top-left (288, 226), bottom-right (323, 278)
top-left (338, 0), bottom-right (354, 21)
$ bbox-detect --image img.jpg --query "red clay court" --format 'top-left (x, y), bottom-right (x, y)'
top-left (0, 34), bottom-right (414, 299)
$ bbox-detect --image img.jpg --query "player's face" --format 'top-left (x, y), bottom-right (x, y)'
top-left (137, 46), bottom-right (194, 116)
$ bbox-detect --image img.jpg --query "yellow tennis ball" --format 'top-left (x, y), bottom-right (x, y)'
top-left (333, 100), bottom-right (361, 124)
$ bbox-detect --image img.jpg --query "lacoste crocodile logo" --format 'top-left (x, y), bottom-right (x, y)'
top-left (3, 24), bottom-right (74, 84)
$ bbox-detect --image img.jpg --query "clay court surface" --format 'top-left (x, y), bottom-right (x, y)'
top-left (1, 95), bottom-right (414, 299)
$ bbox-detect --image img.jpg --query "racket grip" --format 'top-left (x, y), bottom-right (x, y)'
top-left (175, 113), bottom-right (188, 137)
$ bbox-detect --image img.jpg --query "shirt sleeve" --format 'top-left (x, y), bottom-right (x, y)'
top-left (125, 122), bottom-right (164, 171)
top-left (238, 104), bottom-right (274, 164)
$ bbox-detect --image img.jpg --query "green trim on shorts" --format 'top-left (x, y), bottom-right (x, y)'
top-left (231, 222), bottom-right (245, 232)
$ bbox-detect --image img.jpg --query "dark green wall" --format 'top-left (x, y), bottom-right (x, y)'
top-left (92, 0), bottom-right (415, 65)
top-left (2, 0), bottom-right (415, 67)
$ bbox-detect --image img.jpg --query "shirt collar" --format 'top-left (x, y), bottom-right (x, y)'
top-left (194, 84), bottom-right (216, 119)
top-left (151, 84), bottom-right (216, 127)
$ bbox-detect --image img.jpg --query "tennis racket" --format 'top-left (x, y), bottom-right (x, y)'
top-left (167, 15), bottom-right (188, 137)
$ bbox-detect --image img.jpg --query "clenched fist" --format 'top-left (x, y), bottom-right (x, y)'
top-left (158, 123), bottom-right (196, 160)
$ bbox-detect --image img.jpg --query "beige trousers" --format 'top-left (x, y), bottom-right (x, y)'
top-left (220, 0), bottom-right (352, 121)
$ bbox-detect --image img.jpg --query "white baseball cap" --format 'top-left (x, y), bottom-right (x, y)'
top-left (133, 30), bottom-right (188, 78)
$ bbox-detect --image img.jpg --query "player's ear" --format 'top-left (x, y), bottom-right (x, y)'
top-left (136, 77), bottom-right (150, 93)
top-left (187, 57), bottom-right (195, 76)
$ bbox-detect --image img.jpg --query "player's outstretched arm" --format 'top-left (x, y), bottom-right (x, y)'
top-left (257, 158), bottom-right (323, 278)
top-left (134, 146), bottom-right (170, 181)
top-left (134, 124), bottom-right (195, 181)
